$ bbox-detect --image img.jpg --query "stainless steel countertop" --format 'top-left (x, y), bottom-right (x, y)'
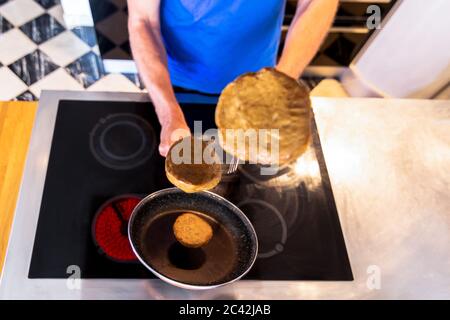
top-left (1, 91), bottom-right (449, 299)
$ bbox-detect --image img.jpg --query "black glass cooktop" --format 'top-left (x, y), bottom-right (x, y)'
top-left (29, 99), bottom-right (353, 281)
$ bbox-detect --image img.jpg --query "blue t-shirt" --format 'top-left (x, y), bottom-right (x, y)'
top-left (160, 0), bottom-right (286, 94)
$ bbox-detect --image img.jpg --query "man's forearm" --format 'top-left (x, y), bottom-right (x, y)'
top-left (129, 20), bottom-right (184, 126)
top-left (277, 0), bottom-right (338, 79)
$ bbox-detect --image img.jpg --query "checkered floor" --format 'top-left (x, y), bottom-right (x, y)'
top-left (0, 0), bottom-right (144, 101)
top-left (90, 0), bottom-right (131, 60)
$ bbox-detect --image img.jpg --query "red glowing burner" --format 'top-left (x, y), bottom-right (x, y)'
top-left (92, 195), bottom-right (142, 262)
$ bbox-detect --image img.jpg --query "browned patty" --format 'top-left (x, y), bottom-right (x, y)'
top-left (215, 67), bottom-right (311, 166)
top-left (173, 212), bottom-right (213, 248)
top-left (165, 136), bottom-right (222, 193)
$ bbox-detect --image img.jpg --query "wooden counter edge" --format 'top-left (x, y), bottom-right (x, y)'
top-left (0, 101), bottom-right (38, 275)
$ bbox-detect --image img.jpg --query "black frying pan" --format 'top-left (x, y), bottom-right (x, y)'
top-left (128, 187), bottom-right (258, 289)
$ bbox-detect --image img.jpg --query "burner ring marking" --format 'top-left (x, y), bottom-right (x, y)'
top-left (99, 120), bottom-right (147, 161)
top-left (237, 199), bottom-right (288, 259)
top-left (89, 113), bottom-right (156, 170)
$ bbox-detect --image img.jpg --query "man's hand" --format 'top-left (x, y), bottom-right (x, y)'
top-left (159, 115), bottom-right (191, 157)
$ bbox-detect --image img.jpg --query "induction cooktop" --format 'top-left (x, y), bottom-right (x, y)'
top-left (28, 99), bottom-right (353, 281)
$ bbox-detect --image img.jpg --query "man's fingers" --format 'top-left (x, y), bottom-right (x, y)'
top-left (170, 128), bottom-right (191, 143)
top-left (159, 143), bottom-right (169, 157)
top-left (160, 127), bottom-right (191, 157)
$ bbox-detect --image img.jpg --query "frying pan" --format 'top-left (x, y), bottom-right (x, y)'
top-left (128, 188), bottom-right (258, 290)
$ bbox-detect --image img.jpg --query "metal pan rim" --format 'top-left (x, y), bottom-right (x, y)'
top-left (128, 187), bottom-right (258, 290)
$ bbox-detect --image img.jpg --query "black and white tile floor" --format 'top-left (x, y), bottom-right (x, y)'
top-left (0, 0), bottom-right (143, 101)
